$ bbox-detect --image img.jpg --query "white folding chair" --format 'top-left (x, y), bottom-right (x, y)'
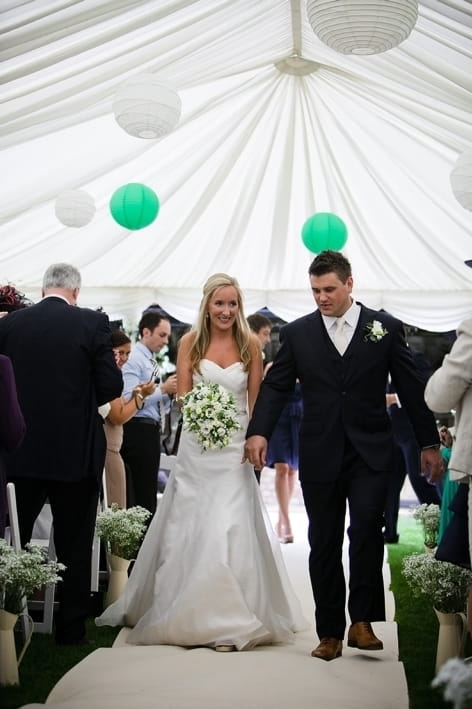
top-left (5, 482), bottom-right (56, 635)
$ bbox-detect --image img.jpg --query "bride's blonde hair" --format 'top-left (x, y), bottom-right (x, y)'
top-left (188, 273), bottom-right (252, 373)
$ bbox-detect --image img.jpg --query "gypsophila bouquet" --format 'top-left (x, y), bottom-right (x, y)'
top-left (0, 540), bottom-right (65, 615)
top-left (364, 320), bottom-right (388, 342)
top-left (412, 503), bottom-right (441, 548)
top-left (402, 553), bottom-right (472, 614)
top-left (95, 504), bottom-right (151, 560)
top-left (432, 658), bottom-right (472, 709)
top-left (181, 381), bottom-right (241, 452)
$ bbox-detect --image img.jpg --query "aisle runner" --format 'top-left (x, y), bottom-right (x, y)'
top-left (21, 501), bottom-right (407, 709)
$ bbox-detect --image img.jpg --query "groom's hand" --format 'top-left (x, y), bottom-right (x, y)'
top-left (420, 448), bottom-right (444, 483)
top-left (243, 435), bottom-right (267, 471)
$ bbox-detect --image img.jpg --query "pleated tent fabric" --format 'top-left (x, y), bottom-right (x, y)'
top-left (0, 0), bottom-right (471, 330)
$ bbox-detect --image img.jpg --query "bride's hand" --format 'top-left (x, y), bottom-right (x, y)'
top-left (242, 435), bottom-right (267, 470)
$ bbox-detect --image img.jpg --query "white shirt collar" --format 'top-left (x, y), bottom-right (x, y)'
top-left (322, 300), bottom-right (360, 331)
top-left (42, 293), bottom-right (70, 305)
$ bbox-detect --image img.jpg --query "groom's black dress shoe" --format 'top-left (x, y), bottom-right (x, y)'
top-left (311, 637), bottom-right (342, 661)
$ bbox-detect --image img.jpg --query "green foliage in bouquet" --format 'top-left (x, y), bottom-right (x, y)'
top-left (95, 503), bottom-right (151, 560)
top-left (402, 552), bottom-right (472, 614)
top-left (0, 540), bottom-right (64, 615)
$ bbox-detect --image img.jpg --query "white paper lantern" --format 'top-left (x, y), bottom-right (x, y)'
top-left (306, 0), bottom-right (418, 55)
top-left (55, 190), bottom-right (96, 227)
top-left (450, 149), bottom-right (472, 211)
top-left (112, 74), bottom-right (182, 139)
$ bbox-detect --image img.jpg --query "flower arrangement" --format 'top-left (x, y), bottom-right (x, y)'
top-left (95, 504), bottom-right (151, 560)
top-left (402, 552), bottom-right (472, 614)
top-left (181, 381), bottom-right (241, 452)
top-left (432, 658), bottom-right (472, 709)
top-left (0, 540), bottom-right (64, 615)
top-left (412, 502), bottom-right (441, 548)
top-left (364, 320), bottom-right (388, 342)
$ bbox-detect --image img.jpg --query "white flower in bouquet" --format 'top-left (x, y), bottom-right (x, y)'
top-left (181, 381), bottom-right (241, 452)
top-left (95, 504), bottom-right (151, 560)
top-left (412, 503), bottom-right (441, 548)
top-left (0, 540), bottom-right (65, 615)
top-left (402, 552), bottom-right (472, 614)
top-left (432, 658), bottom-right (472, 709)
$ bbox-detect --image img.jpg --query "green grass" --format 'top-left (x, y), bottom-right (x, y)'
top-left (388, 515), bottom-right (471, 709)
top-left (0, 615), bottom-right (119, 709)
top-left (0, 519), bottom-right (467, 708)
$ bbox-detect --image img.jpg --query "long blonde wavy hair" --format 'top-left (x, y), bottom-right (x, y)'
top-left (189, 273), bottom-right (252, 373)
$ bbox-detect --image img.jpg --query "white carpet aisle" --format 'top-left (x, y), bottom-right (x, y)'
top-left (22, 471), bottom-right (409, 709)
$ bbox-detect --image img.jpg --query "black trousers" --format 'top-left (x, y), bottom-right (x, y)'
top-left (301, 441), bottom-right (389, 640)
top-left (121, 417), bottom-right (161, 516)
top-left (11, 476), bottom-right (99, 644)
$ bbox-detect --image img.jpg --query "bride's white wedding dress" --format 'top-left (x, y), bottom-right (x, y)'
top-left (96, 360), bottom-right (306, 650)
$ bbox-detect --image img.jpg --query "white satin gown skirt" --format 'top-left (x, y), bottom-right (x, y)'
top-left (96, 360), bottom-right (306, 650)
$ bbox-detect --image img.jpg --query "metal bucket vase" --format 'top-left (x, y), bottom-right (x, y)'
top-left (434, 608), bottom-right (468, 673)
top-left (105, 553), bottom-right (130, 608)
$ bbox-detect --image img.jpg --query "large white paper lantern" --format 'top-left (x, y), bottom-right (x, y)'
top-left (450, 149), bottom-right (472, 211)
top-left (306, 0), bottom-right (418, 55)
top-left (112, 74), bottom-right (182, 139)
top-left (55, 190), bottom-right (96, 227)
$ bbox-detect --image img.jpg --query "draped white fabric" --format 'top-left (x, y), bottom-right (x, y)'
top-left (0, 0), bottom-right (471, 330)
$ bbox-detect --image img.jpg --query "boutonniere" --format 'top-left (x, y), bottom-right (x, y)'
top-left (364, 320), bottom-right (388, 342)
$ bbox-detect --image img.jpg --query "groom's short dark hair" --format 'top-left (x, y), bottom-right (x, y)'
top-left (308, 250), bottom-right (352, 283)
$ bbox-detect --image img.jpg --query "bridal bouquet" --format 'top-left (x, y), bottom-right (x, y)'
top-left (181, 381), bottom-right (241, 452)
top-left (402, 552), bottom-right (472, 614)
top-left (412, 503), bottom-right (441, 549)
top-left (0, 540), bottom-right (65, 615)
top-left (95, 504), bottom-right (151, 560)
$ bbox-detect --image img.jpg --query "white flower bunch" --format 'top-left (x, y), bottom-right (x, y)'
top-left (181, 381), bottom-right (241, 452)
top-left (412, 503), bottom-right (441, 548)
top-left (432, 658), bottom-right (472, 709)
top-left (95, 504), bottom-right (151, 560)
top-left (402, 552), bottom-right (472, 614)
top-left (0, 540), bottom-right (65, 615)
top-left (364, 320), bottom-right (388, 342)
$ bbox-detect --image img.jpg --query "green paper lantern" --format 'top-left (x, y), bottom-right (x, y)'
top-left (109, 183), bottom-right (160, 230)
top-left (301, 212), bottom-right (348, 253)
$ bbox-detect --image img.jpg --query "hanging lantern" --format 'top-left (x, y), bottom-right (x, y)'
top-left (450, 149), bottom-right (472, 211)
top-left (301, 212), bottom-right (348, 253)
top-left (112, 74), bottom-right (182, 139)
top-left (55, 190), bottom-right (96, 227)
top-left (306, 0), bottom-right (418, 55)
top-left (109, 183), bottom-right (160, 230)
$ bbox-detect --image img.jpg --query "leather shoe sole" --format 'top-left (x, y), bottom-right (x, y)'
top-left (311, 638), bottom-right (342, 661)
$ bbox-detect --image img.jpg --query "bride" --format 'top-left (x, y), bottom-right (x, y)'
top-left (96, 273), bottom-right (306, 651)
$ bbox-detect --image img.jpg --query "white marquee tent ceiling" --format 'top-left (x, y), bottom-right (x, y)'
top-left (1, 0), bottom-right (471, 330)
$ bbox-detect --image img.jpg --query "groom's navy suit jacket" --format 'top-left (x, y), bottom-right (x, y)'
top-left (247, 304), bottom-right (439, 481)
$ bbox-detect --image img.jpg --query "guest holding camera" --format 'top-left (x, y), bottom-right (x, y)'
top-left (121, 312), bottom-right (177, 515)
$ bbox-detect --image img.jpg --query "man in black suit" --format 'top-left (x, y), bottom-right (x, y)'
top-left (0, 263), bottom-right (123, 644)
top-left (244, 250), bottom-right (442, 661)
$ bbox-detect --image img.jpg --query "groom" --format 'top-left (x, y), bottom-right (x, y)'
top-left (244, 250), bottom-right (442, 660)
